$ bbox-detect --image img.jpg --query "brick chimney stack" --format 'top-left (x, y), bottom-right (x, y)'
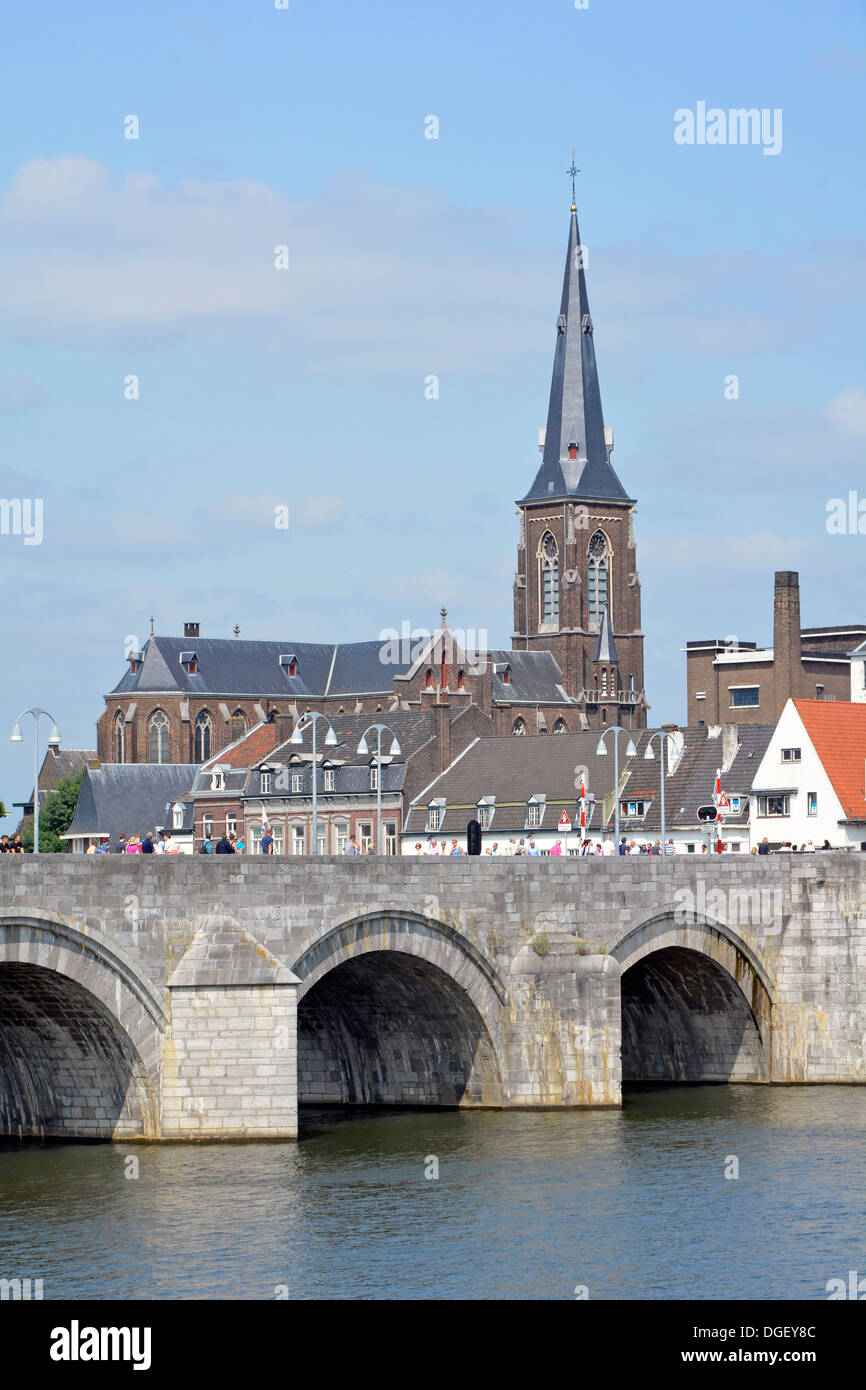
top-left (430, 699), bottom-right (452, 772)
top-left (773, 571), bottom-right (803, 711)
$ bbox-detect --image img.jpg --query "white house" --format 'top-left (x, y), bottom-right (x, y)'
top-left (749, 698), bottom-right (866, 851)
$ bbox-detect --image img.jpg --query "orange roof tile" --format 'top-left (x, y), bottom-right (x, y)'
top-left (205, 723), bottom-right (281, 770)
top-left (794, 699), bottom-right (866, 822)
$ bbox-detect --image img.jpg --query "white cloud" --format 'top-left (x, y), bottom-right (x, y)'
top-left (1, 156), bottom-right (863, 371)
top-left (826, 388), bottom-right (866, 440)
top-left (642, 530), bottom-right (815, 573)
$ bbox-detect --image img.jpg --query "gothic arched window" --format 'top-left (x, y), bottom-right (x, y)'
top-left (114, 713), bottom-right (125, 763)
top-left (553, 718), bottom-right (567, 734)
top-left (149, 709), bottom-right (170, 763)
top-left (587, 530), bottom-right (609, 624)
top-left (194, 711), bottom-right (212, 762)
top-left (539, 531), bottom-right (559, 626)
top-left (512, 718), bottom-right (527, 736)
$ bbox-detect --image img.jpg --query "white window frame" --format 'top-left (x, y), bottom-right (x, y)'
top-left (291, 771), bottom-right (303, 793)
top-left (757, 794), bottom-right (790, 817)
top-left (323, 767), bottom-right (336, 792)
top-left (807, 792), bottom-right (818, 816)
top-left (260, 771), bottom-right (272, 795)
top-left (781, 748), bottom-right (802, 763)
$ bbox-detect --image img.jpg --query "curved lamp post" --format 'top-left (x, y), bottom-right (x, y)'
top-left (596, 725), bottom-right (637, 845)
top-left (289, 712), bottom-right (342, 854)
top-left (10, 708), bottom-right (61, 854)
top-left (357, 724), bottom-right (402, 855)
top-left (644, 730), bottom-right (679, 851)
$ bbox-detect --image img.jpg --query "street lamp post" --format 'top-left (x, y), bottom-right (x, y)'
top-left (357, 724), bottom-right (402, 854)
top-left (9, 708), bottom-right (61, 854)
top-left (289, 712), bottom-right (342, 854)
top-left (644, 731), bottom-right (679, 850)
top-left (596, 725), bottom-right (637, 845)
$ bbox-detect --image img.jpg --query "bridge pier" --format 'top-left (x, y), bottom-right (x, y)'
top-left (162, 918), bottom-right (299, 1140)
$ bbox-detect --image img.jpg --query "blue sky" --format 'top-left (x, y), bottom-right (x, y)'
top-left (1, 0), bottom-right (865, 823)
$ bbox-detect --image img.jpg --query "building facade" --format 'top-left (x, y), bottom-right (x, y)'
top-left (685, 571), bottom-right (866, 727)
top-left (512, 201), bottom-right (647, 730)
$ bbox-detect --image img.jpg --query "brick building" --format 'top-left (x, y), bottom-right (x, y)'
top-left (95, 198), bottom-right (650, 768)
top-left (685, 571), bottom-right (866, 727)
top-left (511, 199), bottom-right (647, 730)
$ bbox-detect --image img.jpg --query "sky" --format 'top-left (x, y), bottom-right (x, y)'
top-left (1, 0), bottom-right (864, 824)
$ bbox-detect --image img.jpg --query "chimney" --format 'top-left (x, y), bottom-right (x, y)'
top-left (430, 700), bottom-right (451, 772)
top-left (773, 572), bottom-right (802, 706)
top-left (274, 714), bottom-right (294, 746)
top-left (184, 622), bottom-right (200, 638)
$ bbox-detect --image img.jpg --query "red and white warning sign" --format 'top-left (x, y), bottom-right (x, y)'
top-left (716, 793), bottom-right (731, 811)
top-left (558, 810), bottom-right (572, 830)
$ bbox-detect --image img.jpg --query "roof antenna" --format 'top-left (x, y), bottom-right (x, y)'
top-left (149, 615), bottom-right (155, 637)
top-left (567, 151), bottom-right (580, 212)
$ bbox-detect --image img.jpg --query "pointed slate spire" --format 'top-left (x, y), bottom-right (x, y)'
top-left (521, 205), bottom-right (633, 505)
top-left (593, 606), bottom-right (619, 664)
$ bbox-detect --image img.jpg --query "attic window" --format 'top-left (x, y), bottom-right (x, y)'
top-left (211, 771), bottom-right (225, 791)
top-left (280, 654), bottom-right (298, 677)
top-left (180, 651), bottom-right (198, 674)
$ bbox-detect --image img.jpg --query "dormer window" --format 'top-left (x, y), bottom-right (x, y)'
top-left (323, 767), bottom-right (336, 792)
top-left (477, 796), bottom-right (495, 830)
top-left (525, 794), bottom-right (546, 830)
top-left (127, 649), bottom-right (143, 675)
top-left (180, 650), bottom-right (198, 675)
top-left (211, 771), bottom-right (225, 791)
top-left (260, 771), bottom-right (272, 795)
top-left (427, 798), bottom-right (445, 833)
top-left (279, 654), bottom-right (298, 678)
top-left (369, 763), bottom-right (379, 791)
top-left (291, 770), bottom-right (303, 793)
top-left (172, 803), bottom-right (184, 830)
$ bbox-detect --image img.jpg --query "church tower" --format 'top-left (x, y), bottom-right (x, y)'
top-left (512, 194), bottom-right (647, 729)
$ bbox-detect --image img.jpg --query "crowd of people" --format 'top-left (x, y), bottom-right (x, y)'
top-left (410, 834), bottom-right (839, 857)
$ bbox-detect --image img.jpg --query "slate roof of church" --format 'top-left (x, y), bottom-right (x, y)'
top-left (520, 206), bottom-right (633, 506)
top-left (488, 649), bottom-right (574, 704)
top-left (109, 633), bottom-right (577, 707)
top-left (64, 764), bottom-right (199, 840)
top-left (110, 637), bottom-right (410, 697)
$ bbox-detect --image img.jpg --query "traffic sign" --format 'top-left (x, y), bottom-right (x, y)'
top-left (558, 810), bottom-right (572, 830)
top-left (717, 793), bottom-right (731, 811)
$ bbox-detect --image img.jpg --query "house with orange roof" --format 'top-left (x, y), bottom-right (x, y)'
top-left (749, 698), bottom-right (866, 852)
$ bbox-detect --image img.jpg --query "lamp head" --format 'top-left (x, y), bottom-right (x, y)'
top-left (288, 724), bottom-right (303, 745)
top-left (596, 739), bottom-right (607, 756)
top-left (389, 737), bottom-right (401, 757)
top-left (324, 727), bottom-right (338, 747)
top-left (626, 740), bottom-right (637, 758)
top-left (9, 722), bottom-right (23, 743)
top-left (357, 735), bottom-right (369, 756)
top-left (644, 743), bottom-right (656, 760)
top-left (48, 725), bottom-right (61, 747)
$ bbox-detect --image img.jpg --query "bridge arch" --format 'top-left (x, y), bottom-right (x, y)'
top-left (291, 912), bottom-right (505, 1108)
top-left (0, 916), bottom-right (162, 1139)
top-left (610, 912), bottom-right (774, 1085)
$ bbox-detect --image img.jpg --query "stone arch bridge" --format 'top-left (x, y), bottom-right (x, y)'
top-left (0, 856), bottom-right (863, 1140)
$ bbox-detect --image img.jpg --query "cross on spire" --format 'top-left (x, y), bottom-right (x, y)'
top-left (567, 151), bottom-right (580, 211)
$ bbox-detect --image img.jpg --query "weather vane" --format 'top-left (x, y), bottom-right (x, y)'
top-left (567, 151), bottom-right (580, 208)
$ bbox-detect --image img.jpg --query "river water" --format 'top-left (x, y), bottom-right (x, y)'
top-left (1, 1086), bottom-right (863, 1300)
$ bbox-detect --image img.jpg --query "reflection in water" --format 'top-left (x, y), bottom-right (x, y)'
top-left (0, 1087), bottom-right (863, 1300)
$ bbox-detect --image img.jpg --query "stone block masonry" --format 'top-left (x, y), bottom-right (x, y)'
top-left (0, 855), bottom-right (863, 1138)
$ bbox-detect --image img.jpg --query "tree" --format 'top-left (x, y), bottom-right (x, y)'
top-left (19, 771), bottom-right (84, 854)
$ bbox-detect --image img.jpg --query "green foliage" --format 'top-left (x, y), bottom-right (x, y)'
top-left (531, 932), bottom-right (550, 958)
top-left (20, 771), bottom-right (84, 854)
top-left (0, 800), bottom-right (6, 819)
